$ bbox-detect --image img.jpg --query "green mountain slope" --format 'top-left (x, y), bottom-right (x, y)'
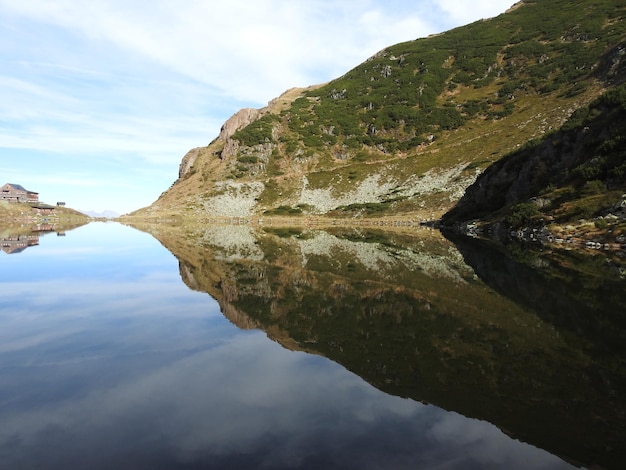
top-left (442, 83), bottom-right (626, 247)
top-left (131, 0), bottom-right (626, 221)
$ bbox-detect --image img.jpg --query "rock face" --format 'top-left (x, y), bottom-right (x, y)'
top-left (218, 108), bottom-right (262, 141)
top-left (178, 108), bottom-right (263, 179)
top-left (178, 147), bottom-right (202, 179)
top-left (201, 181), bottom-right (265, 217)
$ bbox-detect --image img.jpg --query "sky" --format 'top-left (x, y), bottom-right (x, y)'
top-left (0, 0), bottom-right (515, 215)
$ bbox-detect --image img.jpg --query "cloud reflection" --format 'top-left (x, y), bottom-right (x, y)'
top-left (0, 330), bottom-right (574, 469)
top-left (0, 223), bottom-right (575, 469)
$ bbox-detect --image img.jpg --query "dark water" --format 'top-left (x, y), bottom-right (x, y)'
top-left (0, 222), bottom-right (624, 469)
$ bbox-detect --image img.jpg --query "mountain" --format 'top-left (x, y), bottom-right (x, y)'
top-left (129, 0), bottom-right (626, 225)
top-left (83, 210), bottom-right (120, 219)
top-left (441, 84), bottom-right (626, 246)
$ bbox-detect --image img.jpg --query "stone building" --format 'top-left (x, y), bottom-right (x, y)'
top-left (0, 183), bottom-right (39, 203)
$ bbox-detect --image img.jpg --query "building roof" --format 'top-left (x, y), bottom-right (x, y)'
top-left (4, 183), bottom-right (38, 194)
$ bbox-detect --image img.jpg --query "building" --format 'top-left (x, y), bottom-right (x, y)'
top-left (31, 204), bottom-right (55, 215)
top-left (0, 183), bottom-right (39, 203)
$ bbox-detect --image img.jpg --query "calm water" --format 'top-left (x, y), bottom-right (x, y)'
top-left (0, 222), bottom-right (623, 469)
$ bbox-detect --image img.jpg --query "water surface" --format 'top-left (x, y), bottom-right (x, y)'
top-left (1, 222), bottom-right (622, 469)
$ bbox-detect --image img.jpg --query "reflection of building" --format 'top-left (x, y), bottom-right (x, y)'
top-left (1, 234), bottom-right (39, 254)
top-left (1, 183), bottom-right (39, 203)
top-left (32, 224), bottom-right (55, 232)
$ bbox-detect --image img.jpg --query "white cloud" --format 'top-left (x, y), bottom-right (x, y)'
top-left (0, 0), bottom-right (515, 212)
top-left (435, 0), bottom-right (513, 24)
top-left (1, 0), bottom-right (516, 102)
top-left (0, 0), bottom-right (482, 102)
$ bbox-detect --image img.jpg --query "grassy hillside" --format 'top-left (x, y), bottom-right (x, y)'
top-left (0, 200), bottom-right (90, 224)
top-left (442, 83), bottom-right (626, 247)
top-left (131, 0), bottom-right (626, 220)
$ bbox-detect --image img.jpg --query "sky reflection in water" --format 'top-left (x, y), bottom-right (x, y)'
top-left (0, 222), bottom-right (575, 469)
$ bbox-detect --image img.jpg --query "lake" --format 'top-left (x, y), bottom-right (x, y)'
top-left (1, 221), bottom-right (624, 469)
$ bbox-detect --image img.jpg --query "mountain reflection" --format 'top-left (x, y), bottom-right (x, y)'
top-left (444, 231), bottom-right (626, 357)
top-left (130, 222), bottom-right (626, 469)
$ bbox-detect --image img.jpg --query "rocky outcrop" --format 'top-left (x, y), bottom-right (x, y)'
top-left (220, 301), bottom-right (260, 330)
top-left (220, 138), bottom-right (240, 161)
top-left (201, 181), bottom-right (265, 217)
top-left (177, 108), bottom-right (266, 178)
top-left (217, 88), bottom-right (316, 161)
top-left (505, 1), bottom-right (527, 14)
top-left (218, 108), bottom-right (262, 142)
top-left (178, 147), bottom-right (203, 178)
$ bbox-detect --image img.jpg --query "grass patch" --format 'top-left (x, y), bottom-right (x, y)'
top-left (263, 227), bottom-right (304, 238)
top-left (263, 205), bottom-right (304, 216)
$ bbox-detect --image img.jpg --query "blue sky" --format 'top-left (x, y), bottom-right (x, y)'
top-left (0, 0), bottom-right (514, 215)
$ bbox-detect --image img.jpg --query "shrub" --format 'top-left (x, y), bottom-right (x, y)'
top-left (506, 202), bottom-right (541, 227)
top-left (233, 115), bottom-right (277, 146)
top-left (237, 156), bottom-right (259, 164)
top-left (581, 180), bottom-right (606, 196)
top-left (263, 205), bottom-right (303, 216)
